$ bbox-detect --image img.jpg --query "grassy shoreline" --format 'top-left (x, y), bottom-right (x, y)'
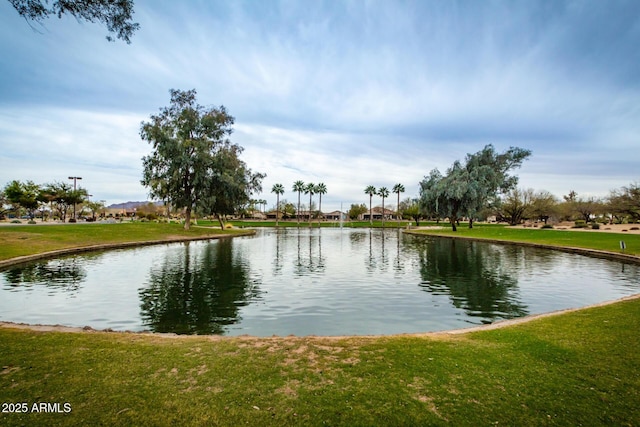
top-left (1, 297), bottom-right (639, 426)
top-left (1, 221), bottom-right (639, 425)
top-left (407, 223), bottom-right (640, 258)
top-left (0, 222), bottom-right (254, 263)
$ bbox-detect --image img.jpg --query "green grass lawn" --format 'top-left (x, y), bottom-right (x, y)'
top-left (0, 222), bottom-right (251, 261)
top-left (1, 297), bottom-right (639, 426)
top-left (408, 223), bottom-right (640, 257)
top-left (1, 221), bottom-right (639, 425)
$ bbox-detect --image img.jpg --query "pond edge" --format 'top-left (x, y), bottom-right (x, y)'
top-left (0, 230), bottom-right (256, 270)
top-left (403, 229), bottom-right (640, 264)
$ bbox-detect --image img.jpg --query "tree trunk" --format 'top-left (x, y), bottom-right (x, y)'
top-left (217, 214), bottom-right (225, 230)
top-left (450, 217), bottom-right (457, 231)
top-left (184, 207), bottom-right (191, 230)
top-left (469, 218), bottom-right (473, 229)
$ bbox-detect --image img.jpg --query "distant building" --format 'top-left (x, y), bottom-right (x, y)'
top-left (323, 211), bottom-right (346, 221)
top-left (359, 206), bottom-right (396, 221)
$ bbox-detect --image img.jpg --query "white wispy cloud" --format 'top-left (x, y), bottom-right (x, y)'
top-left (0, 0), bottom-right (638, 209)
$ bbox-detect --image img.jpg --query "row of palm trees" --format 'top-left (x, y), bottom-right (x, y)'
top-left (268, 181), bottom-right (405, 227)
top-left (271, 181), bottom-right (328, 226)
top-left (364, 184), bottom-right (405, 226)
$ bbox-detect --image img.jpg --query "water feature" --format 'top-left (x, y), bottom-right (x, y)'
top-left (1, 228), bottom-right (639, 336)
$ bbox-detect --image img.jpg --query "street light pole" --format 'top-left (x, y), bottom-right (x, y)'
top-left (68, 176), bottom-right (82, 221)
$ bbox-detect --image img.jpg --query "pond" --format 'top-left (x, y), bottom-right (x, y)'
top-left (1, 228), bottom-right (639, 336)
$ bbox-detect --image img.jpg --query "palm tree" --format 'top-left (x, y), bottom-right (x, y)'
top-left (364, 185), bottom-right (377, 225)
top-left (392, 183), bottom-right (405, 223)
top-left (292, 180), bottom-right (305, 225)
top-left (305, 182), bottom-right (315, 225)
top-left (315, 182), bottom-right (327, 224)
top-left (271, 184), bottom-right (284, 226)
top-left (378, 186), bottom-right (390, 228)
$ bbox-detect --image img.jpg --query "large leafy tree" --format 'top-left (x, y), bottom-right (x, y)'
top-left (41, 181), bottom-right (87, 222)
top-left (141, 89), bottom-right (261, 230)
top-left (0, 189), bottom-right (10, 219)
top-left (3, 180), bottom-right (42, 219)
top-left (461, 145), bottom-right (532, 228)
top-left (498, 188), bottom-right (535, 225)
top-left (608, 182), bottom-right (640, 223)
top-left (418, 169), bottom-right (443, 222)
top-left (271, 183), bottom-right (284, 226)
top-left (529, 190), bottom-right (558, 224)
top-left (292, 180), bottom-right (305, 224)
top-left (200, 146), bottom-right (265, 229)
top-left (347, 203), bottom-right (367, 220)
top-left (419, 145), bottom-right (531, 231)
top-left (9, 0), bottom-right (139, 43)
top-left (364, 185), bottom-right (377, 225)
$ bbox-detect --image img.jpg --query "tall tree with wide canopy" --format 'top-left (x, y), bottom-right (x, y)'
top-left (392, 183), bottom-right (405, 221)
top-left (142, 89), bottom-right (252, 230)
top-left (378, 186), bottom-right (390, 227)
top-left (292, 180), bottom-right (305, 224)
top-left (9, 0), bottom-right (139, 43)
top-left (3, 180), bottom-right (41, 219)
top-left (200, 145), bottom-right (265, 229)
top-left (418, 169), bottom-right (444, 223)
top-left (419, 145), bottom-right (531, 231)
top-left (608, 182), bottom-right (640, 223)
top-left (364, 185), bottom-right (377, 225)
top-left (41, 181), bottom-right (87, 222)
top-left (271, 183), bottom-right (284, 226)
top-left (461, 145), bottom-right (532, 228)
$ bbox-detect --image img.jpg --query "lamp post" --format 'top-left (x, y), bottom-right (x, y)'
top-left (68, 176), bottom-right (82, 221)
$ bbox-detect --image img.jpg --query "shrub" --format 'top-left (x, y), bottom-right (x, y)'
top-left (10, 219), bottom-right (21, 224)
top-left (224, 223), bottom-right (234, 229)
top-left (591, 223), bottom-right (600, 230)
top-left (146, 213), bottom-right (159, 221)
top-left (631, 227), bottom-right (639, 231)
top-left (541, 224), bottom-right (553, 229)
top-left (27, 220), bottom-right (37, 224)
top-left (68, 218), bottom-right (77, 223)
top-left (572, 220), bottom-right (587, 228)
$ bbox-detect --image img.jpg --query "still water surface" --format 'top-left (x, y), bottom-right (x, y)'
top-left (1, 228), bottom-right (639, 336)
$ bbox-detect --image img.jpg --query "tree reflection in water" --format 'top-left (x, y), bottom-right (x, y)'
top-left (293, 229), bottom-right (326, 276)
top-left (139, 239), bottom-right (261, 334)
top-left (2, 257), bottom-right (87, 294)
top-left (413, 237), bottom-right (530, 322)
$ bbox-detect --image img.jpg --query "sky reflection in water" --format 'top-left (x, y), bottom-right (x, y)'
top-left (1, 228), bottom-right (639, 336)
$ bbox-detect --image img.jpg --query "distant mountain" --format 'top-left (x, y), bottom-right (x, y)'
top-left (106, 201), bottom-right (164, 209)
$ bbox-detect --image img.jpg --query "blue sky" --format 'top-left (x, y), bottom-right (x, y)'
top-left (1, 0), bottom-right (638, 212)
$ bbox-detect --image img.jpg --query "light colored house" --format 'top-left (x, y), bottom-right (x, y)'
top-left (323, 211), bottom-right (346, 221)
top-left (359, 207), bottom-right (396, 221)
